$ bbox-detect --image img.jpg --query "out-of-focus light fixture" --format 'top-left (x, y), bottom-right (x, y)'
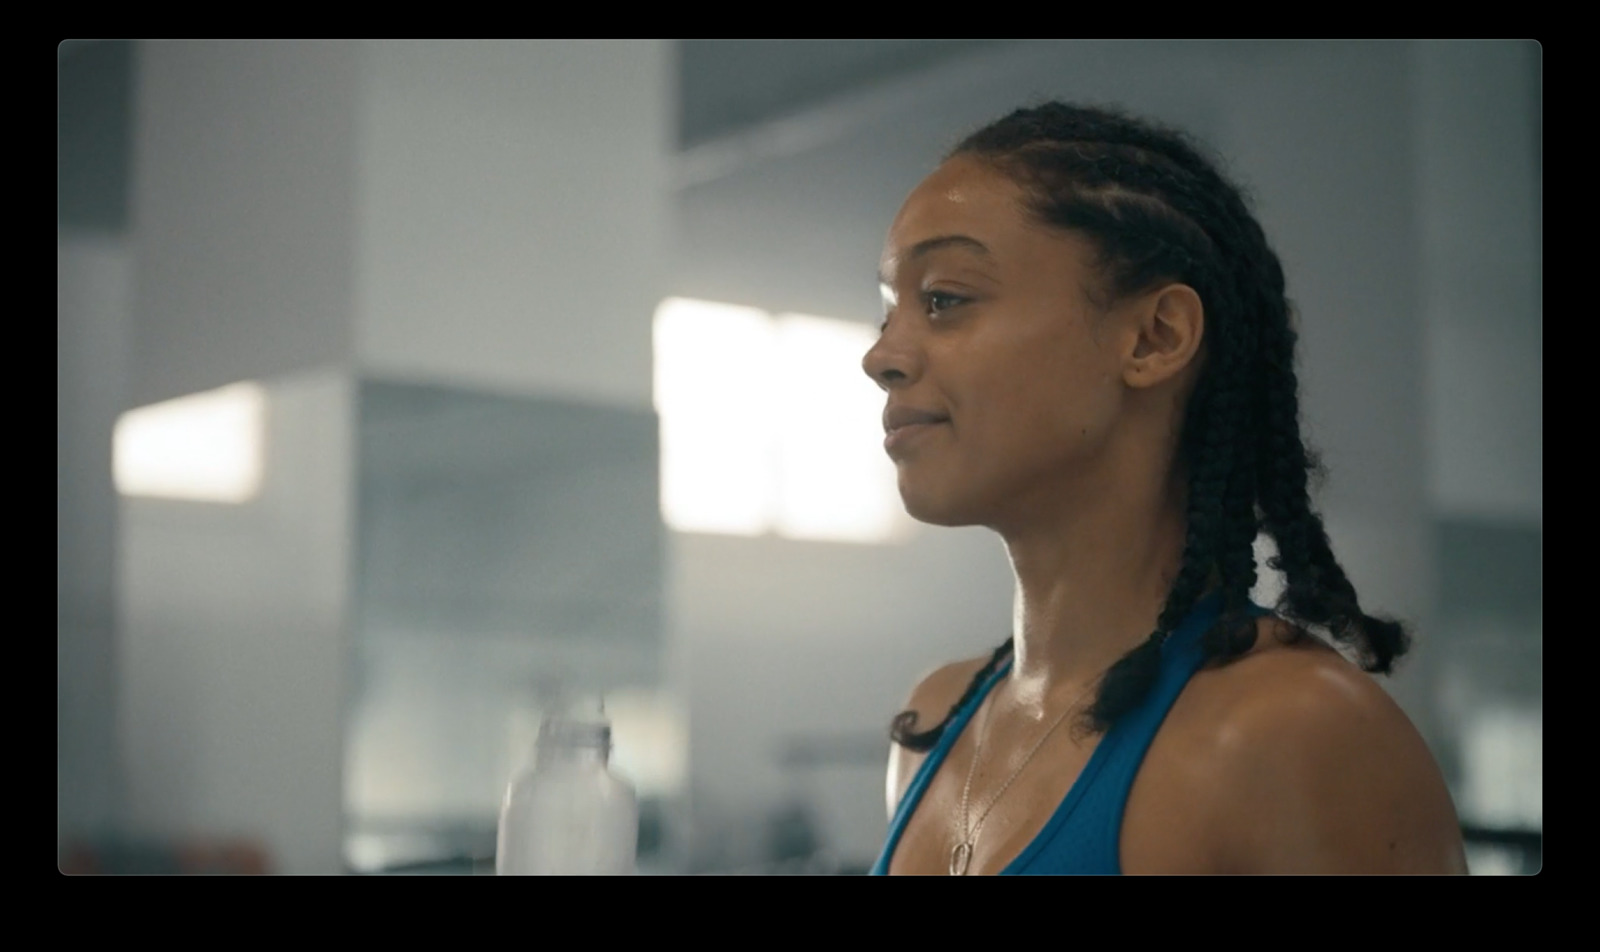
top-left (113, 381), bottom-right (266, 503)
top-left (652, 297), bottom-right (905, 543)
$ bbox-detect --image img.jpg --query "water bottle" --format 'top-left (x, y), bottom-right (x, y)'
top-left (496, 694), bottom-right (638, 875)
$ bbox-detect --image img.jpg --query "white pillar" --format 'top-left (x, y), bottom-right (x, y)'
top-left (117, 40), bottom-right (671, 873)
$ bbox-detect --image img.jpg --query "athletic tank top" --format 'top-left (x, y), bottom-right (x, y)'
top-left (871, 592), bottom-right (1267, 875)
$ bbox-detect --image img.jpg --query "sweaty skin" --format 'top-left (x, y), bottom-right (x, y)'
top-left (886, 616), bottom-right (1468, 874)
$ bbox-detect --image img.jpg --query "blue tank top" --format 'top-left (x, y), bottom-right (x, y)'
top-left (871, 593), bottom-right (1265, 875)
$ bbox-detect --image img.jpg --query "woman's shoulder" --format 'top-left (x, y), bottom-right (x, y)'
top-left (903, 653), bottom-right (999, 722)
top-left (1187, 615), bottom-right (1399, 724)
top-left (1148, 615), bottom-right (1468, 873)
top-left (885, 652), bottom-right (1001, 818)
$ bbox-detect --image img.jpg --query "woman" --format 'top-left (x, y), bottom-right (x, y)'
top-left (864, 102), bottom-right (1467, 875)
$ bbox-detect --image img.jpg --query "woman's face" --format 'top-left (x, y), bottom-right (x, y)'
top-left (864, 155), bottom-right (1136, 529)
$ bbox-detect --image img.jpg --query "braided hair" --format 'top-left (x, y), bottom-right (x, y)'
top-left (890, 102), bottom-right (1409, 751)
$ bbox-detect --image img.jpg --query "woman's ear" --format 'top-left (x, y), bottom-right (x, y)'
top-left (1124, 283), bottom-right (1204, 389)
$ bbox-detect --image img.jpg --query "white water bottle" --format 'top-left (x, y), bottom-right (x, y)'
top-left (496, 695), bottom-right (638, 875)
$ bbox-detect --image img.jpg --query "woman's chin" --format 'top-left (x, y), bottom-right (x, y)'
top-left (898, 484), bottom-right (982, 529)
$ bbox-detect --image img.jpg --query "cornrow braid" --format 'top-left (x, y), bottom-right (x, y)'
top-left (889, 101), bottom-right (1408, 751)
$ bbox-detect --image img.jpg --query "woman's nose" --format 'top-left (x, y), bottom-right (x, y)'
top-left (862, 318), bottom-right (920, 391)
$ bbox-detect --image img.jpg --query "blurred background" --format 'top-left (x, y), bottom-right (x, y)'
top-left (58, 40), bottom-right (1540, 875)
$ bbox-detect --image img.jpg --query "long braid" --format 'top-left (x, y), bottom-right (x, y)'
top-left (1191, 175), bottom-right (1266, 664)
top-left (889, 101), bottom-right (1408, 751)
top-left (1251, 275), bottom-right (1410, 668)
top-left (1202, 159), bottom-right (1408, 667)
top-left (889, 639), bottom-right (1012, 750)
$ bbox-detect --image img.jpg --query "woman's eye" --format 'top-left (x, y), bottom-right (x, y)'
top-left (925, 291), bottom-right (965, 316)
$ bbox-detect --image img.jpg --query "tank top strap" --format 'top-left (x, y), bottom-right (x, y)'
top-left (869, 653), bottom-right (1012, 875)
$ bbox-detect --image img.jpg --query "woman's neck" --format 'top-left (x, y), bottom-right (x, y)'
top-left (997, 466), bottom-right (1189, 710)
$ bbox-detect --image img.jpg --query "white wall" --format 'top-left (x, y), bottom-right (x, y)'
top-left (130, 38), bottom-right (674, 414)
top-left (117, 371), bottom-right (352, 874)
top-left (343, 41), bottom-right (674, 851)
top-left (113, 41), bottom-right (365, 872)
top-left (1416, 41), bottom-right (1541, 523)
top-left (58, 235), bottom-right (132, 845)
top-left (111, 40), bottom-right (675, 872)
top-left (354, 40), bottom-right (670, 410)
top-left (1413, 41), bottom-right (1541, 839)
top-left (130, 41), bottom-right (358, 410)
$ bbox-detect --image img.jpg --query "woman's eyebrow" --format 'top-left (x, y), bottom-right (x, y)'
top-left (877, 234), bottom-right (995, 284)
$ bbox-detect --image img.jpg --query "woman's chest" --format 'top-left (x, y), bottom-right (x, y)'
top-left (887, 726), bottom-right (1103, 875)
top-left (886, 710), bottom-right (1225, 874)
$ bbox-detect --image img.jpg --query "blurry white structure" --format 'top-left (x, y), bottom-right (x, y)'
top-left (774, 313), bottom-right (903, 543)
top-left (89, 40), bottom-right (672, 874)
top-left (604, 688), bottom-right (689, 798)
top-left (1460, 704), bottom-right (1542, 829)
top-left (653, 297), bottom-right (903, 543)
top-left (654, 297), bottom-right (776, 536)
top-left (113, 381), bottom-right (265, 503)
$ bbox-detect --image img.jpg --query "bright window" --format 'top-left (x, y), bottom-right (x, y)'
top-left (113, 381), bottom-right (266, 503)
top-left (653, 298), bottom-right (905, 543)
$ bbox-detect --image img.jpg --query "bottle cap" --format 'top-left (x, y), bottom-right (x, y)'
top-left (537, 693), bottom-right (611, 751)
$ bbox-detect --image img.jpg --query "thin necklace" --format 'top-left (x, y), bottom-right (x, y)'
top-left (951, 675), bottom-right (1090, 876)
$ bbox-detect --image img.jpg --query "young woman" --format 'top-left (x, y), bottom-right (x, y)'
top-left (865, 102), bottom-right (1467, 875)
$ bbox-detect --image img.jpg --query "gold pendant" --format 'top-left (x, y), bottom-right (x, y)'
top-left (950, 841), bottom-right (973, 876)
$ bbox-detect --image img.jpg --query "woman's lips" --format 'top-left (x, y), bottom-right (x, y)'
top-left (883, 419), bottom-right (949, 454)
top-left (882, 405), bottom-right (950, 455)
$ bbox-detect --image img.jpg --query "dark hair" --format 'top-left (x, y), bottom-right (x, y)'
top-left (890, 101), bottom-right (1409, 751)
